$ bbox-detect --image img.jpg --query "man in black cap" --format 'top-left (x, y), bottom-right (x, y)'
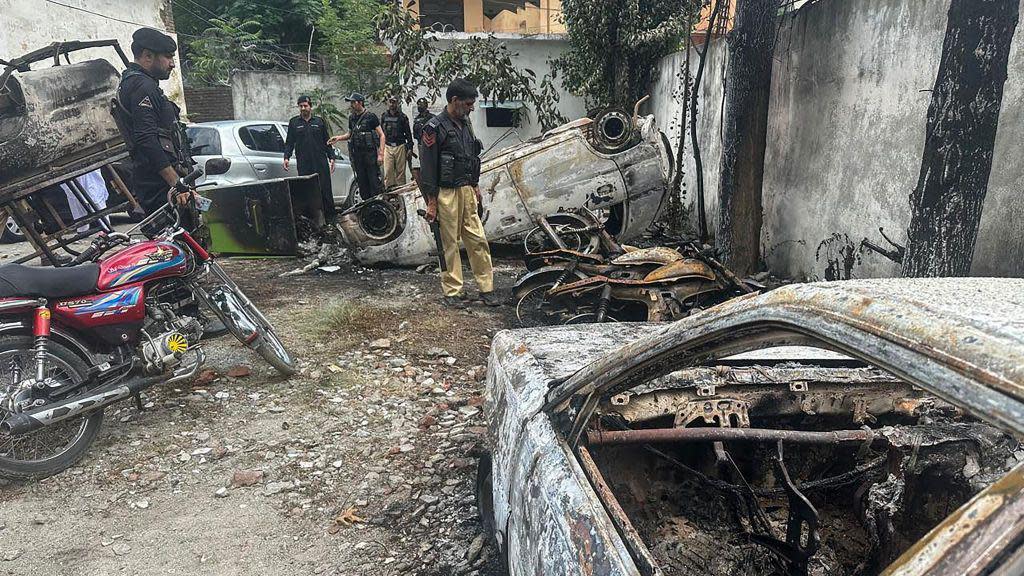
top-left (419, 78), bottom-right (499, 307)
top-left (411, 97), bottom-right (433, 184)
top-left (328, 93), bottom-right (384, 200)
top-left (284, 95), bottom-right (336, 220)
top-left (116, 28), bottom-right (194, 215)
top-left (380, 96), bottom-right (413, 190)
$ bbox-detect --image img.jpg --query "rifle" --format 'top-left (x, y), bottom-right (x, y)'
top-left (416, 208), bottom-right (446, 272)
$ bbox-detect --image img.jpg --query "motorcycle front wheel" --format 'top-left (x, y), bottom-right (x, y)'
top-left (197, 265), bottom-right (298, 377)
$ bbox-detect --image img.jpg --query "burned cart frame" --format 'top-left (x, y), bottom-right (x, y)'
top-left (0, 40), bottom-right (139, 265)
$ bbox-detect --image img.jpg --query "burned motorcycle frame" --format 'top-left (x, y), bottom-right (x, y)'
top-left (513, 209), bottom-right (753, 327)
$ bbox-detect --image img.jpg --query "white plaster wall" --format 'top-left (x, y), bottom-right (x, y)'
top-left (649, 39), bottom-right (728, 238)
top-left (231, 71), bottom-right (345, 124)
top-left (420, 34), bottom-right (588, 154)
top-left (0, 0), bottom-right (186, 109)
top-left (230, 36), bottom-right (586, 151)
top-left (651, 0), bottom-right (1024, 280)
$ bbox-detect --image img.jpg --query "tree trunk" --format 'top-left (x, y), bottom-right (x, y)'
top-left (902, 0), bottom-right (1019, 277)
top-left (716, 0), bottom-right (776, 276)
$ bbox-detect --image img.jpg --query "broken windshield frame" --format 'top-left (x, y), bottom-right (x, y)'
top-left (545, 306), bottom-right (1024, 448)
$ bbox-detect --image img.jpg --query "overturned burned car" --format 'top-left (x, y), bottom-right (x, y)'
top-left (337, 111), bottom-right (672, 266)
top-left (478, 278), bottom-right (1024, 575)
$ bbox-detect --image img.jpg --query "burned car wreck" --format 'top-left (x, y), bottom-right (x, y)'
top-left (479, 278), bottom-right (1024, 575)
top-left (337, 110), bottom-right (672, 266)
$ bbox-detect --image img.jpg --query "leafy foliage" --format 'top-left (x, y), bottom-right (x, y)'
top-left (186, 17), bottom-right (284, 85)
top-left (375, 1), bottom-right (567, 131)
top-left (555, 0), bottom-right (701, 108)
top-left (315, 0), bottom-right (389, 92)
top-left (307, 87), bottom-right (347, 133)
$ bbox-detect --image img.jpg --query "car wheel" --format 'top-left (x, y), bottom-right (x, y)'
top-left (0, 215), bottom-right (25, 243)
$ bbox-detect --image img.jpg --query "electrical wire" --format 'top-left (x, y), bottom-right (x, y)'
top-left (42, 0), bottom-right (200, 38)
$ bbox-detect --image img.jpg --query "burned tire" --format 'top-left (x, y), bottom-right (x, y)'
top-left (592, 108), bottom-right (636, 154)
top-left (0, 335), bottom-right (103, 480)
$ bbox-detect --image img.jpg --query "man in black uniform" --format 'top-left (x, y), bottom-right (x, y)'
top-left (283, 95), bottom-right (336, 220)
top-left (411, 97), bottom-right (433, 184)
top-left (116, 28), bottom-right (193, 215)
top-left (419, 79), bottom-right (499, 307)
top-left (380, 96), bottom-right (413, 189)
top-left (328, 93), bottom-right (384, 201)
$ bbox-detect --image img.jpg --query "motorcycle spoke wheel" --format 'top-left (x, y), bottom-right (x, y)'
top-left (0, 337), bottom-right (102, 480)
top-left (563, 313), bottom-right (621, 325)
top-left (522, 213), bottom-right (601, 255)
top-left (515, 283), bottom-right (578, 328)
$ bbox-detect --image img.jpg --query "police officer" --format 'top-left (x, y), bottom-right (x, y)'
top-left (380, 96), bottom-right (413, 189)
top-left (116, 28), bottom-right (194, 215)
top-left (328, 93), bottom-right (384, 201)
top-left (419, 79), bottom-right (500, 307)
top-left (283, 95), bottom-right (336, 220)
top-left (411, 97), bottom-right (433, 184)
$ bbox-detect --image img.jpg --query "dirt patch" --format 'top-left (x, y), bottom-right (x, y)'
top-left (0, 256), bottom-right (519, 576)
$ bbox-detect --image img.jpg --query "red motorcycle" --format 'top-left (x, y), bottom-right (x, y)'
top-left (0, 167), bottom-right (296, 480)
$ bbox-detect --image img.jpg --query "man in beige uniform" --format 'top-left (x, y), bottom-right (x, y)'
top-left (418, 79), bottom-right (500, 307)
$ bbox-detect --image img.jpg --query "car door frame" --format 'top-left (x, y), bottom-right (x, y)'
top-left (236, 122), bottom-right (288, 181)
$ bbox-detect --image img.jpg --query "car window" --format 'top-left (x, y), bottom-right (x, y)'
top-left (238, 124), bottom-right (285, 154)
top-left (186, 127), bottom-right (222, 156)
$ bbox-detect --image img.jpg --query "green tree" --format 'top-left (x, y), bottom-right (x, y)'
top-left (555, 0), bottom-right (699, 108)
top-left (308, 87), bottom-right (347, 133)
top-left (375, 1), bottom-right (566, 131)
top-left (315, 0), bottom-right (389, 92)
top-left (186, 17), bottom-right (283, 85)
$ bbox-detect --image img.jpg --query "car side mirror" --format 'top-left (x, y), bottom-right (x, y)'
top-left (205, 157), bottom-right (232, 176)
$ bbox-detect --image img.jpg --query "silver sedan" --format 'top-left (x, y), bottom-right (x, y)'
top-left (186, 120), bottom-right (358, 209)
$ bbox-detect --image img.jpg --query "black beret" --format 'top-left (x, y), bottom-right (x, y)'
top-left (297, 95), bottom-right (311, 105)
top-left (132, 28), bottom-right (177, 55)
top-left (344, 92), bottom-right (366, 103)
top-left (416, 97), bottom-right (428, 105)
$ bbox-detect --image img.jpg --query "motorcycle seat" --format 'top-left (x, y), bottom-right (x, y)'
top-left (0, 263), bottom-right (101, 299)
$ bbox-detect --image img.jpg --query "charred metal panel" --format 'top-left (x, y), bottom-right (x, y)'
top-left (340, 116), bottom-right (671, 266)
top-left (485, 324), bottom-right (663, 554)
top-left (479, 166), bottom-right (530, 236)
top-left (203, 177), bottom-right (318, 255)
top-left (0, 59), bottom-right (124, 198)
top-left (506, 414), bottom-right (640, 575)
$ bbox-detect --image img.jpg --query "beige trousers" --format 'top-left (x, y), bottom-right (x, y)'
top-left (383, 144), bottom-right (408, 189)
top-left (437, 185), bottom-right (494, 297)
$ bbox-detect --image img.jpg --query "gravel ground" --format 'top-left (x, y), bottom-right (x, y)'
top-left (0, 255), bottom-right (519, 576)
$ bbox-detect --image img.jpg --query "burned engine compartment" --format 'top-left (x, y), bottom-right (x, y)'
top-left (580, 359), bottom-right (1021, 576)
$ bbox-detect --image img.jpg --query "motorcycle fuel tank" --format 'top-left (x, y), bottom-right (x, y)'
top-left (96, 241), bottom-right (189, 290)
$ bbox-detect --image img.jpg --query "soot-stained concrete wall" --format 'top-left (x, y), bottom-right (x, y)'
top-left (650, 38), bottom-right (728, 239)
top-left (0, 0), bottom-right (186, 110)
top-left (652, 0), bottom-right (1024, 279)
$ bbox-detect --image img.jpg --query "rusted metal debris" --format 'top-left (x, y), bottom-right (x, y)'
top-left (482, 279), bottom-right (1024, 575)
top-left (586, 426), bottom-right (880, 446)
top-left (512, 208), bottom-right (756, 326)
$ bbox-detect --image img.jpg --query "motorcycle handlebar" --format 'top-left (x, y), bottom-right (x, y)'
top-left (183, 167), bottom-right (204, 186)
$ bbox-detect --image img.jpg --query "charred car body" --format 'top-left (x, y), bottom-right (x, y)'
top-left (479, 278), bottom-right (1024, 575)
top-left (337, 110), bottom-right (673, 266)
